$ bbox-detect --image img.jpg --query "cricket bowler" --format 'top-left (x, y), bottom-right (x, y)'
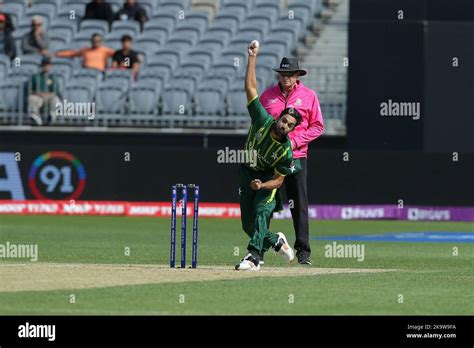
top-left (235, 40), bottom-right (302, 271)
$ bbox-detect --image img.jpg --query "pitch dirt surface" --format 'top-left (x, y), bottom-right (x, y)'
top-left (0, 263), bottom-right (397, 292)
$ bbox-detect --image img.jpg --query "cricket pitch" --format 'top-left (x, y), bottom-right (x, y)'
top-left (0, 263), bottom-right (397, 292)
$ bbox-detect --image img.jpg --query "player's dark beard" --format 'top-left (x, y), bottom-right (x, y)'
top-left (271, 123), bottom-right (285, 141)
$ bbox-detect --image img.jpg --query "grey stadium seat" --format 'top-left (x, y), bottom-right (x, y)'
top-left (183, 48), bottom-right (216, 69)
top-left (25, 8), bottom-right (53, 26)
top-left (73, 68), bottom-right (102, 90)
top-left (147, 55), bottom-right (178, 71)
top-left (232, 30), bottom-right (263, 43)
top-left (288, 0), bottom-right (323, 16)
top-left (36, 0), bottom-right (61, 11)
top-left (50, 19), bottom-right (78, 40)
top-left (230, 76), bottom-right (267, 93)
top-left (239, 21), bottom-right (270, 38)
top-left (134, 41), bottom-right (161, 56)
top-left (104, 70), bottom-right (133, 88)
top-left (9, 66), bottom-right (38, 82)
top-left (252, 4), bottom-right (280, 24)
top-left (202, 26), bottom-right (233, 45)
top-left (50, 28), bottom-right (74, 43)
top-left (289, 5), bottom-right (313, 28)
top-left (176, 19), bottom-right (207, 38)
top-left (221, 3), bottom-right (250, 17)
top-left (221, 0), bottom-right (253, 11)
top-left (50, 63), bottom-right (73, 85)
top-left (162, 87), bottom-right (192, 115)
top-left (157, 3), bottom-right (187, 13)
top-left (49, 32), bottom-right (72, 52)
top-left (80, 19), bottom-right (109, 36)
top-left (95, 82), bottom-right (128, 114)
top-left (148, 14), bottom-right (176, 36)
top-left (57, 5), bottom-right (85, 22)
top-left (105, 31), bottom-right (134, 41)
top-left (63, 83), bottom-right (94, 105)
top-left (256, 52), bottom-right (280, 69)
top-left (274, 17), bottom-right (304, 41)
top-left (194, 87), bottom-right (225, 115)
top-left (166, 37), bottom-right (194, 51)
top-left (244, 14), bottom-right (272, 32)
top-left (206, 23), bottom-right (235, 38)
top-left (0, 55), bottom-right (10, 81)
top-left (218, 7), bottom-right (246, 20)
top-left (28, 3), bottom-right (57, 18)
top-left (219, 49), bottom-right (247, 69)
top-left (263, 36), bottom-right (292, 56)
top-left (157, 0), bottom-right (191, 10)
top-left (136, 32), bottom-right (163, 46)
top-left (208, 62), bottom-right (239, 80)
top-left (254, 0), bottom-right (281, 7)
top-left (266, 29), bottom-right (297, 51)
top-left (260, 37), bottom-right (290, 59)
top-left (179, 61), bottom-right (206, 79)
top-left (167, 74), bottom-right (198, 95)
top-left (129, 81), bottom-right (161, 115)
top-left (172, 25), bottom-right (202, 44)
top-left (198, 75), bottom-right (230, 93)
top-left (226, 87), bottom-right (247, 116)
top-left (142, 26), bottom-right (170, 45)
top-left (228, 38), bottom-right (253, 54)
top-left (198, 37), bottom-right (226, 52)
top-left (138, 68), bottom-right (171, 85)
top-left (111, 21), bottom-right (141, 36)
top-left (184, 11), bottom-right (209, 32)
top-left (213, 12), bottom-right (243, 29)
top-left (0, 82), bottom-right (25, 113)
top-left (153, 48), bottom-right (183, 65)
top-left (15, 55), bottom-right (42, 72)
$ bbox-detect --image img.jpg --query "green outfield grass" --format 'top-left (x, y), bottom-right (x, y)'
top-left (0, 215), bottom-right (473, 315)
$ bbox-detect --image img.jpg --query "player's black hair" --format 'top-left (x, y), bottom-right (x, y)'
top-left (91, 33), bottom-right (102, 41)
top-left (279, 107), bottom-right (302, 126)
top-left (121, 34), bottom-right (133, 42)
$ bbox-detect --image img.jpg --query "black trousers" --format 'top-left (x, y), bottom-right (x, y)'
top-left (283, 158), bottom-right (311, 256)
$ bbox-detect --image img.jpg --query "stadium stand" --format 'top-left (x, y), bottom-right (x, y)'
top-left (0, 0), bottom-right (348, 134)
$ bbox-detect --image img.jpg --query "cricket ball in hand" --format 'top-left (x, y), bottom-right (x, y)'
top-left (250, 40), bottom-right (260, 48)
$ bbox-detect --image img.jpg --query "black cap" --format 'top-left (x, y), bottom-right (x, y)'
top-left (272, 57), bottom-right (307, 76)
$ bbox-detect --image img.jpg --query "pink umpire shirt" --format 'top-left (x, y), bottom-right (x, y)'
top-left (260, 80), bottom-right (324, 159)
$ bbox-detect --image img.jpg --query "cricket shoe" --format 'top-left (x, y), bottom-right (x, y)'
top-left (297, 252), bottom-right (312, 265)
top-left (274, 232), bottom-right (295, 263)
top-left (235, 253), bottom-right (260, 271)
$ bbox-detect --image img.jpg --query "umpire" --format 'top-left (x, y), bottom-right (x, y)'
top-left (260, 57), bottom-right (324, 265)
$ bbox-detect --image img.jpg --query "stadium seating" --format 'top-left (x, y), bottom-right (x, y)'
top-left (129, 81), bottom-right (161, 115)
top-left (0, 0), bottom-right (347, 131)
top-left (96, 81), bottom-right (128, 115)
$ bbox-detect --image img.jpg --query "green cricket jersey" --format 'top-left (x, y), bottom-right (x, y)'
top-left (244, 95), bottom-right (300, 176)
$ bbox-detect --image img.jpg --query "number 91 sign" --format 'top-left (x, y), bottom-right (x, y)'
top-left (28, 151), bottom-right (86, 200)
